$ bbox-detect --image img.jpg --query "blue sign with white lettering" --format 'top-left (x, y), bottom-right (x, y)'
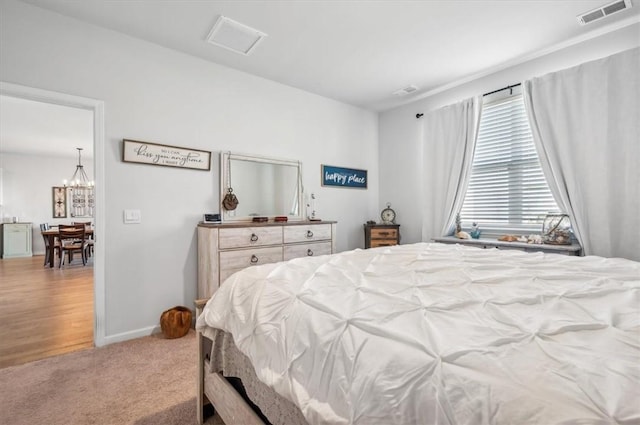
top-left (321, 165), bottom-right (367, 189)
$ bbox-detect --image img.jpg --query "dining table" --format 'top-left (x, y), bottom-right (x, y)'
top-left (41, 227), bottom-right (94, 268)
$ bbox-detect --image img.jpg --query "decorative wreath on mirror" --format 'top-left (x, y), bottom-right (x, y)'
top-left (222, 188), bottom-right (239, 211)
top-left (222, 153), bottom-right (239, 211)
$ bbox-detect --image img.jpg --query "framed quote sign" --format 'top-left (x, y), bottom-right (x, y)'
top-left (122, 139), bottom-right (211, 171)
top-left (321, 165), bottom-right (367, 189)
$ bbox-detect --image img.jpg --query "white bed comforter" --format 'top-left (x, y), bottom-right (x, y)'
top-left (196, 242), bottom-right (640, 425)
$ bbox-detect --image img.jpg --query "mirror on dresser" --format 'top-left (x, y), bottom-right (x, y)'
top-left (220, 152), bottom-right (303, 222)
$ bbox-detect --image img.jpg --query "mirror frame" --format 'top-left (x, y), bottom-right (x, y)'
top-left (220, 152), bottom-right (304, 222)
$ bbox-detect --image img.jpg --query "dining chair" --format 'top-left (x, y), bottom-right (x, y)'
top-left (40, 223), bottom-right (61, 267)
top-left (58, 225), bottom-right (88, 267)
top-left (72, 221), bottom-right (94, 257)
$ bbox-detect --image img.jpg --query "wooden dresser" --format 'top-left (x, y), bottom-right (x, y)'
top-left (197, 220), bottom-right (337, 298)
top-left (364, 223), bottom-right (400, 248)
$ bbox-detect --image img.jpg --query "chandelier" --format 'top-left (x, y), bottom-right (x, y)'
top-left (64, 148), bottom-right (95, 217)
top-left (64, 148), bottom-right (93, 188)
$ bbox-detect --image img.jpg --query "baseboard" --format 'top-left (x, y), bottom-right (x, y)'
top-left (103, 324), bottom-right (162, 345)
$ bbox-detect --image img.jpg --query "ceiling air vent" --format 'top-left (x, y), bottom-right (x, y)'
top-left (577, 0), bottom-right (632, 25)
top-left (206, 16), bottom-right (267, 55)
top-left (393, 85), bottom-right (419, 96)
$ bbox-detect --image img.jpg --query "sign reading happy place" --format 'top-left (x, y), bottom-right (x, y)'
top-left (321, 165), bottom-right (367, 189)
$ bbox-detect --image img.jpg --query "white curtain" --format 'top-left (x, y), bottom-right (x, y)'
top-left (523, 47), bottom-right (640, 261)
top-left (421, 97), bottom-right (480, 242)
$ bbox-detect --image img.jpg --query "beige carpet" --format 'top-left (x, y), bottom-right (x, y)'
top-left (0, 330), bottom-right (223, 425)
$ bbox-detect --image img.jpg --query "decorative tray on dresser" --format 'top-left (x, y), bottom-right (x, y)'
top-left (197, 220), bottom-right (337, 298)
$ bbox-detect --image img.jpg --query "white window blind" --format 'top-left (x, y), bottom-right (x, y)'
top-left (460, 93), bottom-right (559, 232)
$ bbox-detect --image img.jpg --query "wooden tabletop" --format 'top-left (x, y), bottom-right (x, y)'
top-left (42, 228), bottom-right (94, 235)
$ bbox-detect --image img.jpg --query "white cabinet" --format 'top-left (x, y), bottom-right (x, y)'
top-left (197, 221), bottom-right (337, 298)
top-left (1, 223), bottom-right (33, 258)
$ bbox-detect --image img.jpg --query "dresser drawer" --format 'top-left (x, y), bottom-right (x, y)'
top-left (219, 246), bottom-right (283, 283)
top-left (284, 224), bottom-right (332, 243)
top-left (370, 240), bottom-right (398, 248)
top-left (370, 228), bottom-right (398, 240)
top-left (219, 226), bottom-right (283, 249)
top-left (284, 241), bottom-right (332, 261)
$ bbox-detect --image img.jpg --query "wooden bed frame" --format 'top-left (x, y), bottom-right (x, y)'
top-left (195, 299), bottom-right (265, 425)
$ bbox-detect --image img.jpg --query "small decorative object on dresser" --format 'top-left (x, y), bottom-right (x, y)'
top-left (380, 203), bottom-right (396, 224)
top-left (307, 193), bottom-right (319, 221)
top-left (364, 223), bottom-right (400, 248)
top-left (203, 213), bottom-right (221, 223)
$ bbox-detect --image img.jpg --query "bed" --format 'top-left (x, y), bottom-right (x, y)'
top-left (195, 242), bottom-right (640, 425)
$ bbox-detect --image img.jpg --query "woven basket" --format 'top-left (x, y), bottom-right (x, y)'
top-left (160, 306), bottom-right (192, 339)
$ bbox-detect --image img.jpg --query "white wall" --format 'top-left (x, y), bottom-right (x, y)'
top-left (379, 23), bottom-right (640, 245)
top-left (0, 0), bottom-right (379, 341)
top-left (0, 152), bottom-right (94, 255)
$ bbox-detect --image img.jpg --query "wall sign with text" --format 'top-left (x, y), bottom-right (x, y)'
top-left (321, 165), bottom-right (367, 189)
top-left (122, 139), bottom-right (211, 171)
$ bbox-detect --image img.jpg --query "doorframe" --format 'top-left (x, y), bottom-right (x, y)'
top-left (1, 81), bottom-right (106, 347)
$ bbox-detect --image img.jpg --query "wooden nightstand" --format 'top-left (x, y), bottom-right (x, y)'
top-left (364, 224), bottom-right (400, 248)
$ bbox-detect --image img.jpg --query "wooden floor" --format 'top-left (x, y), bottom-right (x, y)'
top-left (0, 255), bottom-right (94, 369)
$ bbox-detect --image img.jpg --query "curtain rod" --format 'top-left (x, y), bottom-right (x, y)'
top-left (483, 83), bottom-right (521, 97)
top-left (415, 82), bottom-right (522, 119)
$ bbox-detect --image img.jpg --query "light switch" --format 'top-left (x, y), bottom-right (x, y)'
top-left (124, 209), bottom-right (141, 224)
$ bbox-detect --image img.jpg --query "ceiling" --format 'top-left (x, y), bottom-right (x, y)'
top-left (1, 1), bottom-right (638, 157)
top-left (0, 95), bottom-right (93, 158)
top-left (18, 0), bottom-right (640, 111)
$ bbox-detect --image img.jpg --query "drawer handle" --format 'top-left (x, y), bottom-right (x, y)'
top-left (250, 233), bottom-right (259, 242)
top-left (307, 249), bottom-right (314, 256)
top-left (306, 230), bottom-right (314, 238)
top-left (250, 255), bottom-right (259, 264)
top-left (378, 232), bottom-right (390, 236)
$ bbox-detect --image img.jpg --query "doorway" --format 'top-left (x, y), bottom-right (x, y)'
top-left (0, 82), bottom-right (105, 367)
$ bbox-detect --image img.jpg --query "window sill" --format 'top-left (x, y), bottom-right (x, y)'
top-left (432, 236), bottom-right (582, 256)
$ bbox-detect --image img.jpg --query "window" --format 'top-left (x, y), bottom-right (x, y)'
top-left (459, 90), bottom-right (559, 233)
